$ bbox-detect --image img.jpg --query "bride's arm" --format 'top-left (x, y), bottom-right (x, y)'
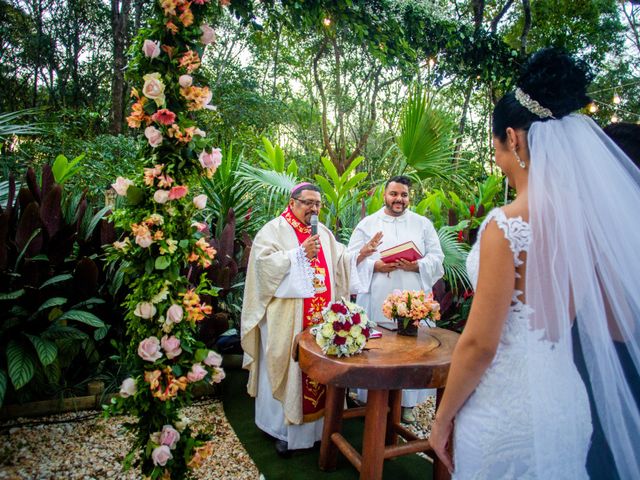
top-left (429, 221), bottom-right (516, 472)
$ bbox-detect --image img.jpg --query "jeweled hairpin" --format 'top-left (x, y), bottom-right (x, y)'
top-left (515, 87), bottom-right (555, 119)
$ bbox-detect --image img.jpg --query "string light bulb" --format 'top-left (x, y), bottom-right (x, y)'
top-left (428, 58), bottom-right (435, 68)
top-left (611, 114), bottom-right (620, 123)
top-left (323, 18), bottom-right (331, 26)
top-left (588, 103), bottom-right (598, 113)
top-left (613, 93), bottom-right (621, 105)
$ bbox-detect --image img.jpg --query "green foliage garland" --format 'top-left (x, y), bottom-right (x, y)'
top-left (105, 1), bottom-right (229, 478)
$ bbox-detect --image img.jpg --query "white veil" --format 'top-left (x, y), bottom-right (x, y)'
top-left (526, 114), bottom-right (640, 478)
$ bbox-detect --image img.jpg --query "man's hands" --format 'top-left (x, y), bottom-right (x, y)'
top-left (357, 231), bottom-right (383, 264)
top-left (301, 234), bottom-right (320, 260)
top-left (373, 259), bottom-right (419, 273)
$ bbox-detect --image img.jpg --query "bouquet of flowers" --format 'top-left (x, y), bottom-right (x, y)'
top-left (382, 289), bottom-right (441, 330)
top-left (311, 299), bottom-right (374, 357)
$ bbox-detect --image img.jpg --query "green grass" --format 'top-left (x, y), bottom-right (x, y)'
top-left (222, 368), bottom-right (433, 479)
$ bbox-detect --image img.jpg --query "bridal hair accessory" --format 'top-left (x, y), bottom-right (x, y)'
top-left (513, 149), bottom-right (526, 169)
top-left (515, 87), bottom-right (556, 119)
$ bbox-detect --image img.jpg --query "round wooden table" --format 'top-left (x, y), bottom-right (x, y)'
top-left (296, 326), bottom-right (458, 480)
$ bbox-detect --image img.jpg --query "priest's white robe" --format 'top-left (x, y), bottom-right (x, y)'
top-left (347, 208), bottom-right (444, 407)
top-left (241, 215), bottom-right (358, 449)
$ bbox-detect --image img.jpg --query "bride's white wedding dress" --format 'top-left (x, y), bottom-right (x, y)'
top-left (452, 208), bottom-right (592, 479)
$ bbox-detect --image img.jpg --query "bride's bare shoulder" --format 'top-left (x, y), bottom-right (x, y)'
top-left (501, 200), bottom-right (529, 223)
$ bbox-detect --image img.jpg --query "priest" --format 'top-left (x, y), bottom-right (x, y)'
top-left (347, 175), bottom-right (444, 423)
top-left (241, 182), bottom-right (379, 456)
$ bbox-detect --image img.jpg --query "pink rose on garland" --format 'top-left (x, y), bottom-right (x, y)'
top-left (200, 24), bottom-right (216, 45)
top-left (198, 149), bottom-right (222, 172)
top-left (134, 301), bottom-right (157, 319)
top-left (211, 367), bottom-right (225, 383)
top-left (151, 445), bottom-right (172, 466)
top-left (119, 378), bottom-right (137, 397)
top-left (191, 221), bottom-right (208, 233)
top-left (161, 335), bottom-right (182, 359)
top-left (187, 363), bottom-right (207, 382)
top-left (203, 350), bottom-right (222, 367)
top-left (179, 74), bottom-right (192, 88)
top-left (111, 176), bottom-right (134, 196)
top-left (142, 39), bottom-right (161, 59)
top-left (138, 336), bottom-right (163, 362)
top-left (166, 304), bottom-right (183, 324)
top-left (151, 109), bottom-right (176, 126)
top-left (168, 185), bottom-right (189, 200)
top-left (144, 126), bottom-right (163, 147)
top-left (154, 189), bottom-right (170, 204)
top-left (193, 194), bottom-right (207, 210)
top-left (160, 425), bottom-right (181, 449)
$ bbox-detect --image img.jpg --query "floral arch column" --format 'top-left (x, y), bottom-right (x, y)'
top-left (107, 1), bottom-right (230, 478)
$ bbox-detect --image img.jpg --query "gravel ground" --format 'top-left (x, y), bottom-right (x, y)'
top-left (0, 399), bottom-right (259, 480)
top-left (0, 395), bottom-right (436, 479)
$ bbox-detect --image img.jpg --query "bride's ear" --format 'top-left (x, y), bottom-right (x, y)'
top-left (505, 127), bottom-right (518, 150)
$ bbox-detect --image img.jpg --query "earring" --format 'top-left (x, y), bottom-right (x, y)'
top-left (513, 149), bottom-right (526, 169)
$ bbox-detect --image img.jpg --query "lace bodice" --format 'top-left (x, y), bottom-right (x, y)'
top-left (454, 207), bottom-right (591, 479)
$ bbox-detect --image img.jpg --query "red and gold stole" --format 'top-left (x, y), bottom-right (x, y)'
top-left (281, 206), bottom-right (331, 421)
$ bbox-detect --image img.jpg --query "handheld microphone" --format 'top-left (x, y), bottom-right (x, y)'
top-left (310, 214), bottom-right (318, 236)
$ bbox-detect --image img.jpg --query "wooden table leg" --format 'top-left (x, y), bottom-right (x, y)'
top-left (432, 387), bottom-right (451, 480)
top-left (319, 385), bottom-right (345, 471)
top-left (386, 389), bottom-right (402, 446)
top-left (360, 389), bottom-right (389, 480)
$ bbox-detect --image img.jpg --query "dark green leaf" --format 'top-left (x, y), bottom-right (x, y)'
top-left (58, 310), bottom-right (105, 328)
top-left (0, 289), bottom-right (25, 300)
top-left (25, 334), bottom-right (58, 366)
top-left (40, 274), bottom-right (73, 289)
top-left (7, 339), bottom-right (36, 390)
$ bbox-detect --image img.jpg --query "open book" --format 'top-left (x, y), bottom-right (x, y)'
top-left (379, 240), bottom-right (423, 264)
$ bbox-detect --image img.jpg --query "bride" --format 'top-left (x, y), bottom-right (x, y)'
top-left (430, 49), bottom-right (640, 479)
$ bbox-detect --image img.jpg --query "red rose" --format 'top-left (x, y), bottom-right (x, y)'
top-left (362, 328), bottom-right (370, 338)
top-left (352, 313), bottom-right (361, 324)
top-left (334, 336), bottom-right (347, 345)
top-left (331, 303), bottom-right (348, 314)
top-left (333, 321), bottom-right (343, 332)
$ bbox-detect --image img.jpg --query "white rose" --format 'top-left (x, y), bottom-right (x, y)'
top-left (153, 189), bottom-right (170, 204)
top-left (134, 301), bottom-right (157, 319)
top-left (192, 194), bottom-right (207, 210)
top-left (119, 378), bottom-right (137, 398)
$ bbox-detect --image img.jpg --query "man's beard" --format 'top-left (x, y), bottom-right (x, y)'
top-left (384, 200), bottom-right (407, 215)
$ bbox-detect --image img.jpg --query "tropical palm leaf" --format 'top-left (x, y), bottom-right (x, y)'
top-left (0, 108), bottom-right (45, 141)
top-left (238, 164), bottom-right (298, 216)
top-left (398, 86), bottom-right (457, 181)
top-left (438, 226), bottom-right (471, 292)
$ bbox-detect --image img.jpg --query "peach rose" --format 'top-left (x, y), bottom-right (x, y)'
top-left (187, 363), bottom-right (207, 382)
top-left (154, 189), bottom-right (170, 204)
top-left (144, 126), bottom-right (163, 148)
top-left (203, 350), bottom-right (222, 367)
top-left (111, 176), bottom-right (134, 196)
top-left (166, 304), bottom-right (183, 324)
top-left (119, 378), bottom-right (137, 397)
top-left (178, 74), bottom-right (192, 88)
top-left (138, 336), bottom-right (162, 362)
top-left (142, 72), bottom-right (166, 106)
top-left (193, 194), bottom-right (207, 210)
top-left (161, 335), bottom-right (182, 360)
top-left (200, 24), bottom-right (216, 45)
top-left (134, 302), bottom-right (157, 319)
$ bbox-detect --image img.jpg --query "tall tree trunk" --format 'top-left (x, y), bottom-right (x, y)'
top-left (520, 0), bottom-right (532, 54)
top-left (111, 0), bottom-right (131, 135)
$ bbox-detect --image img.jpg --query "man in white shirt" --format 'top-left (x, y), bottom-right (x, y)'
top-left (347, 176), bottom-right (444, 422)
top-left (241, 183), bottom-right (378, 456)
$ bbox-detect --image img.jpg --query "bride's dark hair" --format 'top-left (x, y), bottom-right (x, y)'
top-left (493, 48), bottom-right (593, 141)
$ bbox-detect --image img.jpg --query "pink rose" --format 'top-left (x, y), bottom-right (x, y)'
top-left (134, 301), bottom-right (156, 319)
top-left (135, 234), bottom-right (153, 248)
top-left (144, 126), bottom-right (163, 148)
top-left (166, 304), bottom-right (183, 324)
top-left (119, 378), bottom-right (137, 398)
top-left (111, 176), bottom-right (133, 196)
top-left (203, 350), bottom-right (222, 367)
top-left (187, 363), bottom-right (207, 382)
top-left (161, 335), bottom-right (182, 360)
top-left (168, 185), bottom-right (189, 200)
top-left (200, 24), bottom-right (216, 45)
top-left (138, 336), bottom-right (163, 362)
top-left (193, 194), bottom-right (207, 210)
top-left (151, 108), bottom-right (176, 126)
top-left (160, 425), bottom-right (181, 449)
top-left (198, 149), bottom-right (222, 171)
top-left (191, 221), bottom-right (208, 233)
top-left (142, 39), bottom-right (161, 58)
top-left (142, 72), bottom-right (166, 106)
top-left (193, 128), bottom-right (206, 137)
top-left (151, 445), bottom-right (172, 466)
top-left (178, 74), bottom-right (192, 88)
top-left (153, 189), bottom-right (170, 204)
top-left (211, 367), bottom-right (226, 383)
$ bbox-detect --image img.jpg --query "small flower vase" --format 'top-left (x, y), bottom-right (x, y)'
top-left (395, 317), bottom-right (418, 337)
